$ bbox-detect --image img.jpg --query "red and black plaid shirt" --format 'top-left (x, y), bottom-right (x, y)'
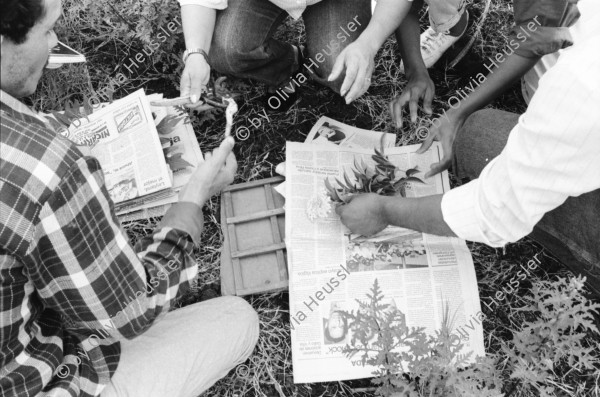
top-left (0, 91), bottom-right (199, 396)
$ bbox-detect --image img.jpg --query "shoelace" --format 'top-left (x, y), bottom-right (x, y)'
top-left (420, 29), bottom-right (446, 54)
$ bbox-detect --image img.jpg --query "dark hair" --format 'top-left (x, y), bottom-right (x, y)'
top-left (1, 0), bottom-right (46, 44)
top-left (324, 311), bottom-right (348, 343)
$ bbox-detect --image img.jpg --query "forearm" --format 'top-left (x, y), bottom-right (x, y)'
top-left (39, 158), bottom-right (199, 339)
top-left (395, 0), bottom-right (426, 75)
top-left (357, 0), bottom-right (412, 53)
top-left (181, 5), bottom-right (217, 52)
top-left (450, 53), bottom-right (539, 120)
top-left (380, 194), bottom-right (456, 237)
top-left (158, 182), bottom-right (209, 243)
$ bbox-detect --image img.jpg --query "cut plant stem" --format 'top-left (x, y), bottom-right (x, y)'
top-left (225, 98), bottom-right (238, 138)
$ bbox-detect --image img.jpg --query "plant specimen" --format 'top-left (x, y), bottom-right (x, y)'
top-left (501, 275), bottom-right (600, 397)
top-left (325, 148), bottom-right (425, 205)
top-left (343, 279), bottom-right (502, 397)
top-left (306, 188), bottom-right (334, 222)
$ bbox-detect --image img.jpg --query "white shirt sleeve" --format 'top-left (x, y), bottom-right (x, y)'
top-left (177, 0), bottom-right (227, 9)
top-left (441, 28), bottom-right (600, 247)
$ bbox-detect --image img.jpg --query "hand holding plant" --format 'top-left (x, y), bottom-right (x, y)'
top-left (325, 148), bottom-right (425, 205)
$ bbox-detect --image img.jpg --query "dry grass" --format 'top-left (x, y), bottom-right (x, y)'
top-left (30, 0), bottom-right (600, 395)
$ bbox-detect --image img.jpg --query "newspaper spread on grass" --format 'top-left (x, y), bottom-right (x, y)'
top-left (275, 117), bottom-right (396, 197)
top-left (61, 89), bottom-right (172, 205)
top-left (305, 116), bottom-right (396, 148)
top-left (115, 94), bottom-right (204, 221)
top-left (285, 141), bottom-right (485, 383)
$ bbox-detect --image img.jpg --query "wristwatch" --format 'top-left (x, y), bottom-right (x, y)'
top-left (183, 48), bottom-right (209, 64)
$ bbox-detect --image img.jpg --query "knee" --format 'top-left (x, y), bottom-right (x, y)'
top-left (209, 37), bottom-right (252, 75)
top-left (456, 109), bottom-right (495, 150)
top-left (303, 53), bottom-right (342, 93)
top-left (463, 109), bottom-right (496, 131)
top-left (221, 296), bottom-right (259, 356)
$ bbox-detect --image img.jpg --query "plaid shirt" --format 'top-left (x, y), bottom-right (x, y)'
top-left (0, 91), bottom-right (199, 397)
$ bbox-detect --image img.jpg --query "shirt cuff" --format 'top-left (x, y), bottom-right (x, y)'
top-left (159, 202), bottom-right (204, 245)
top-left (441, 181), bottom-right (505, 248)
top-left (178, 0), bottom-right (227, 9)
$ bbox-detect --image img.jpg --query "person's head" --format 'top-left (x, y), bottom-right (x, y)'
top-left (317, 123), bottom-right (345, 143)
top-left (324, 311), bottom-right (348, 343)
top-left (1, 0), bottom-right (61, 98)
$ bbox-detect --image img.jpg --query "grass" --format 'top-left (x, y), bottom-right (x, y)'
top-left (30, 0), bottom-right (600, 396)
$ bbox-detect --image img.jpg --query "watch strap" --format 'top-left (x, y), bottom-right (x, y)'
top-left (183, 48), bottom-right (209, 64)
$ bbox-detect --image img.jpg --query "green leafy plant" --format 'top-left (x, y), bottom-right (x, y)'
top-left (343, 280), bottom-right (502, 397)
top-left (325, 149), bottom-right (424, 204)
top-left (501, 276), bottom-right (600, 397)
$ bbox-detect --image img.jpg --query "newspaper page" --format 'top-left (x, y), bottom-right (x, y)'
top-left (60, 89), bottom-right (172, 205)
top-left (275, 117), bottom-right (396, 197)
top-left (285, 142), bottom-right (485, 383)
top-left (306, 116), bottom-right (396, 148)
top-left (115, 94), bottom-right (204, 220)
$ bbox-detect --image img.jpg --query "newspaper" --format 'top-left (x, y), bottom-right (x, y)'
top-left (115, 94), bottom-right (204, 220)
top-left (61, 89), bottom-right (172, 205)
top-left (306, 116), bottom-right (396, 148)
top-left (285, 141), bottom-right (485, 383)
top-left (276, 117), bottom-right (396, 197)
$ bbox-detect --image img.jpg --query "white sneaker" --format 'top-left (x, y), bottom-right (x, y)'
top-left (399, 22), bottom-right (465, 73)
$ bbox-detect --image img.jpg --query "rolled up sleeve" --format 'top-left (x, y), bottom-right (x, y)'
top-left (442, 36), bottom-right (600, 246)
top-left (177, 0), bottom-right (227, 9)
top-left (510, 0), bottom-right (580, 57)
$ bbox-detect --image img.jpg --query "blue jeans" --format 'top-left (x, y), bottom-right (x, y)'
top-left (209, 0), bottom-right (372, 92)
top-left (455, 109), bottom-right (600, 297)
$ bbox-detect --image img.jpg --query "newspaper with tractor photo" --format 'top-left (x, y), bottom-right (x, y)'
top-left (285, 140), bottom-right (485, 383)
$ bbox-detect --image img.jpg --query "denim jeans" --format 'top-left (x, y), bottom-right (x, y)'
top-left (454, 109), bottom-right (600, 297)
top-left (209, 0), bottom-right (372, 92)
top-left (426, 0), bottom-right (466, 33)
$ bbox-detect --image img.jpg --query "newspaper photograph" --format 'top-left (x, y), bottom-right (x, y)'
top-left (285, 142), bottom-right (485, 383)
top-left (306, 116), bottom-right (396, 149)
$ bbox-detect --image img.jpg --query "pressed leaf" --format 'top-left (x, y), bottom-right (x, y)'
top-left (63, 109), bottom-right (80, 122)
top-left (156, 114), bottom-right (183, 135)
top-left (330, 188), bottom-right (342, 202)
top-left (343, 172), bottom-right (354, 189)
top-left (406, 167), bottom-right (420, 177)
top-left (166, 152), bottom-right (193, 172)
top-left (52, 111), bottom-right (73, 127)
top-left (405, 176), bottom-right (426, 184)
top-left (83, 95), bottom-right (94, 116)
top-left (324, 178), bottom-right (335, 192)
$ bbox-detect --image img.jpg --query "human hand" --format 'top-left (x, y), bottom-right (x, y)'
top-left (389, 70), bottom-right (434, 128)
top-left (416, 111), bottom-right (466, 178)
top-left (179, 137), bottom-right (237, 206)
top-left (335, 194), bottom-right (388, 236)
top-left (328, 40), bottom-right (376, 104)
top-left (180, 54), bottom-right (213, 111)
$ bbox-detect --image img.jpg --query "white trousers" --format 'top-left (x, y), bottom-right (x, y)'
top-left (101, 296), bottom-right (259, 397)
